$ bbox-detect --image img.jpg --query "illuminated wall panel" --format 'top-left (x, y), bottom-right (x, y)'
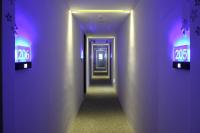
top-left (15, 10), bottom-right (35, 70)
top-left (15, 37), bottom-right (31, 62)
top-left (15, 37), bottom-right (32, 70)
top-left (171, 20), bottom-right (190, 70)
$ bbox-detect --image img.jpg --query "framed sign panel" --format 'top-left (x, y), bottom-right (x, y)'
top-left (172, 34), bottom-right (190, 70)
top-left (170, 19), bottom-right (190, 70)
top-left (15, 37), bottom-right (32, 70)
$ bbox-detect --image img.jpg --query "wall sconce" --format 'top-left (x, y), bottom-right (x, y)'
top-left (81, 50), bottom-right (84, 62)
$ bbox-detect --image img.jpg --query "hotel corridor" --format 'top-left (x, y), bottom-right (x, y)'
top-left (1, 0), bottom-right (200, 133)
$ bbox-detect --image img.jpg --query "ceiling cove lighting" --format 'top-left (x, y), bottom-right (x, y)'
top-left (71, 10), bottom-right (130, 14)
top-left (87, 36), bottom-right (116, 39)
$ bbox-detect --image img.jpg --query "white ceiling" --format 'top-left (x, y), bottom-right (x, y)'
top-left (67, 0), bottom-right (139, 34)
top-left (73, 13), bottom-right (129, 34)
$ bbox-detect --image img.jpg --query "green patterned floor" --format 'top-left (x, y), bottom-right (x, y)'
top-left (69, 86), bottom-right (133, 133)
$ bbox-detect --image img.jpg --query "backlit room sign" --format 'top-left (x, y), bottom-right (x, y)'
top-left (15, 45), bottom-right (31, 62)
top-left (170, 19), bottom-right (191, 70)
top-left (173, 41), bottom-right (190, 62)
top-left (15, 37), bottom-right (32, 70)
top-left (172, 35), bottom-right (190, 70)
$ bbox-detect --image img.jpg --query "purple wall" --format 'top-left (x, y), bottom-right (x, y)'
top-left (117, 0), bottom-right (200, 133)
top-left (117, 1), bottom-right (158, 132)
top-left (157, 0), bottom-right (190, 132)
top-left (2, 0), bottom-right (15, 133)
top-left (190, 5), bottom-right (200, 132)
top-left (3, 0), bottom-right (84, 133)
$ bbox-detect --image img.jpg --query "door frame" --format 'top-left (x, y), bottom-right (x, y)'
top-left (1, 0), bottom-right (3, 132)
top-left (83, 34), bottom-right (87, 94)
top-left (86, 36), bottom-right (116, 87)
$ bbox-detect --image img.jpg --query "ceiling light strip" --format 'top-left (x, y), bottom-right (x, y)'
top-left (71, 10), bottom-right (130, 14)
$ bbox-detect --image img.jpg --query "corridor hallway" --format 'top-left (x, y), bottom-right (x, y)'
top-left (69, 86), bottom-right (133, 133)
top-left (2, 0), bottom-right (200, 133)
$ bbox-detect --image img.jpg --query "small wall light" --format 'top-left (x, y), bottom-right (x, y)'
top-left (81, 50), bottom-right (84, 62)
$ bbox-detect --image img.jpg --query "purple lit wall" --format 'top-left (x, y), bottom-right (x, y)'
top-left (117, 0), bottom-right (194, 133)
top-left (13, 0), bottom-right (84, 133)
top-left (2, 0), bottom-right (15, 132)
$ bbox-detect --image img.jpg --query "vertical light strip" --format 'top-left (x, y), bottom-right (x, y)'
top-left (67, 10), bottom-right (75, 88)
top-left (67, 10), bottom-right (73, 69)
top-left (129, 10), bottom-right (135, 48)
top-left (127, 10), bottom-right (136, 90)
top-left (113, 37), bottom-right (116, 89)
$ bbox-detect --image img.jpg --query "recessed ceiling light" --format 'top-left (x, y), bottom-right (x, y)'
top-left (97, 15), bottom-right (105, 23)
top-left (98, 14), bottom-right (103, 19)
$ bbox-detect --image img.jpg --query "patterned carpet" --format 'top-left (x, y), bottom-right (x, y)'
top-left (69, 86), bottom-right (133, 133)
